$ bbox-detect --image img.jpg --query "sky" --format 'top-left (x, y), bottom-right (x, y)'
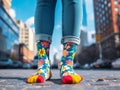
top-left (11, 0), bottom-right (95, 63)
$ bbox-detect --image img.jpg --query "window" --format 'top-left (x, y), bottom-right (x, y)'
top-left (104, 0), bottom-right (107, 5)
top-left (102, 4), bottom-right (104, 9)
top-left (115, 1), bottom-right (118, 4)
top-left (108, 3), bottom-right (111, 7)
top-left (115, 7), bottom-right (119, 12)
top-left (115, 0), bottom-right (118, 4)
top-left (105, 7), bottom-right (108, 11)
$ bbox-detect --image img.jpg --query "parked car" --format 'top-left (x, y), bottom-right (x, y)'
top-left (82, 63), bottom-right (90, 69)
top-left (90, 58), bottom-right (112, 69)
top-left (90, 58), bottom-right (104, 68)
top-left (73, 63), bottom-right (81, 69)
top-left (12, 60), bottom-right (22, 68)
top-left (100, 60), bottom-right (112, 68)
top-left (31, 56), bottom-right (38, 69)
top-left (0, 59), bottom-right (13, 68)
top-left (22, 63), bottom-right (31, 69)
top-left (112, 58), bottom-right (120, 69)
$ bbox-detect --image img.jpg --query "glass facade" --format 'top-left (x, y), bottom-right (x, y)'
top-left (0, 3), bottom-right (19, 60)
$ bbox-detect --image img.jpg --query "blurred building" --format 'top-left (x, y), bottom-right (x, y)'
top-left (16, 20), bottom-right (35, 54)
top-left (75, 0), bottom-right (94, 65)
top-left (94, 0), bottom-right (120, 60)
top-left (77, 0), bottom-right (88, 56)
top-left (88, 31), bottom-right (96, 45)
top-left (0, 0), bottom-right (11, 13)
top-left (0, 1), bottom-right (19, 60)
top-left (79, 0), bottom-right (88, 51)
top-left (52, 52), bottom-right (60, 68)
top-left (80, 29), bottom-right (88, 50)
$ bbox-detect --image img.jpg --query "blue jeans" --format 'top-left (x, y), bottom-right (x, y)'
top-left (35, 0), bottom-right (82, 45)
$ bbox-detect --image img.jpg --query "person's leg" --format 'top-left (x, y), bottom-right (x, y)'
top-left (62, 0), bottom-right (82, 44)
top-left (27, 0), bottom-right (57, 83)
top-left (35, 0), bottom-right (57, 42)
top-left (61, 0), bottom-right (83, 84)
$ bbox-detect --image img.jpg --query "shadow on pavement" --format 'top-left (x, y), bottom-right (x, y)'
top-left (0, 76), bottom-right (63, 85)
top-left (0, 76), bottom-right (26, 82)
top-left (49, 79), bottom-right (62, 85)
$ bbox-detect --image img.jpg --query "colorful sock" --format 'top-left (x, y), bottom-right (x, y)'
top-left (60, 42), bottom-right (83, 84)
top-left (27, 40), bottom-right (52, 83)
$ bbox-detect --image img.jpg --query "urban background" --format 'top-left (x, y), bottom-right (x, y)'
top-left (0, 0), bottom-right (120, 69)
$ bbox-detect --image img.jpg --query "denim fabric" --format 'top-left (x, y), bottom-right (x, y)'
top-left (35, 0), bottom-right (82, 45)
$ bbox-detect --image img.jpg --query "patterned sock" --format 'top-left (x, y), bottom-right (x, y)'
top-left (27, 40), bottom-right (52, 83)
top-left (60, 42), bottom-right (83, 84)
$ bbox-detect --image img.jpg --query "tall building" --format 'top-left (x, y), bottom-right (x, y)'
top-left (79, 0), bottom-right (88, 51)
top-left (29, 27), bottom-right (35, 52)
top-left (88, 31), bottom-right (96, 45)
top-left (0, 2), bottom-right (19, 60)
top-left (16, 20), bottom-right (35, 54)
top-left (0, 0), bottom-right (11, 13)
top-left (75, 0), bottom-right (89, 65)
top-left (94, 0), bottom-right (120, 60)
top-left (82, 0), bottom-right (87, 27)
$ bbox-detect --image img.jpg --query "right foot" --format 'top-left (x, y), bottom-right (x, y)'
top-left (60, 42), bottom-right (83, 84)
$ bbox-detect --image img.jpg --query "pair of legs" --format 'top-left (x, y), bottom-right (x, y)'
top-left (27, 0), bottom-right (83, 84)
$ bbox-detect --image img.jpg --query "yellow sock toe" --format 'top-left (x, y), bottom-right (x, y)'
top-left (27, 75), bottom-right (38, 83)
top-left (71, 75), bottom-right (83, 84)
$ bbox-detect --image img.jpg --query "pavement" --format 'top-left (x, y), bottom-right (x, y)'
top-left (0, 69), bottom-right (120, 90)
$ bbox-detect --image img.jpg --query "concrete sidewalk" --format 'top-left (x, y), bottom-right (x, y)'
top-left (0, 69), bottom-right (120, 90)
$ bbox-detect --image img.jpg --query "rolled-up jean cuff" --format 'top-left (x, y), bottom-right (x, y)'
top-left (35, 34), bottom-right (52, 43)
top-left (61, 36), bottom-right (80, 45)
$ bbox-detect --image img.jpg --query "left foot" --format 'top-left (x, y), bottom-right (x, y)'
top-left (60, 42), bottom-right (83, 84)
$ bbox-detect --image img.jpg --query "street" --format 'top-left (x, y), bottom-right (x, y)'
top-left (0, 69), bottom-right (120, 90)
